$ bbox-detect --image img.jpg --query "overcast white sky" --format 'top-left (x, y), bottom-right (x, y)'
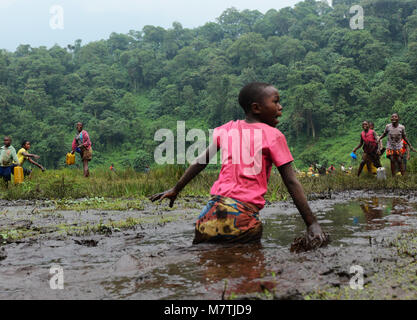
top-left (0, 0), bottom-right (301, 51)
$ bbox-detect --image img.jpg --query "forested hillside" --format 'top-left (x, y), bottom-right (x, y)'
top-left (1, 0), bottom-right (417, 170)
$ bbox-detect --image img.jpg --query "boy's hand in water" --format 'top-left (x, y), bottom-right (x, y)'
top-left (149, 188), bottom-right (178, 207)
top-left (307, 222), bottom-right (328, 244)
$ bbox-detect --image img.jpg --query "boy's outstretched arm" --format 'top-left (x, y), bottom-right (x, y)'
top-left (278, 162), bottom-right (327, 243)
top-left (149, 142), bottom-right (218, 207)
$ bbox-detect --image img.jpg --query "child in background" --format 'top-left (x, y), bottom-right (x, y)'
top-left (353, 120), bottom-right (381, 177)
top-left (150, 82), bottom-right (327, 245)
top-left (378, 113), bottom-right (416, 177)
top-left (17, 140), bottom-right (45, 176)
top-left (0, 136), bottom-right (20, 184)
top-left (71, 122), bottom-right (93, 177)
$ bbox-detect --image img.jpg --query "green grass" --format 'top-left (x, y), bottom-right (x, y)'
top-left (1, 162), bottom-right (417, 201)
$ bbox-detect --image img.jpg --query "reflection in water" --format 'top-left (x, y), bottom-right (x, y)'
top-left (360, 198), bottom-right (384, 230)
top-left (197, 243), bottom-right (272, 297)
top-left (359, 197), bottom-right (413, 229)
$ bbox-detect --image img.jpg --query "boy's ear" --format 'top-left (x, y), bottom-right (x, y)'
top-left (250, 102), bottom-right (261, 115)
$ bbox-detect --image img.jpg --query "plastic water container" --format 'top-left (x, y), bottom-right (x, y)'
top-left (14, 166), bottom-right (24, 184)
top-left (66, 153), bottom-right (75, 165)
top-left (377, 167), bottom-right (386, 180)
top-left (350, 152), bottom-right (357, 160)
top-left (364, 163), bottom-right (377, 174)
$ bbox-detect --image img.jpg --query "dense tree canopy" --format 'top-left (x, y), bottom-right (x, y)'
top-left (0, 0), bottom-right (416, 169)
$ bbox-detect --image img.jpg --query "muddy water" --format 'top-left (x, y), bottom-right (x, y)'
top-left (1, 191), bottom-right (417, 300)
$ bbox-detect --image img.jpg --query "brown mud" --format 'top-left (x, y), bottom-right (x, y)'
top-left (1, 191), bottom-right (417, 299)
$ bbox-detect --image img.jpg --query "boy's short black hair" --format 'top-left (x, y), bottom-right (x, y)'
top-left (21, 140), bottom-right (30, 148)
top-left (238, 82), bottom-right (272, 114)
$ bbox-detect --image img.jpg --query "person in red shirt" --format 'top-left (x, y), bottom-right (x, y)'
top-left (70, 122), bottom-right (92, 177)
top-left (150, 82), bottom-right (327, 246)
top-left (353, 121), bottom-right (381, 177)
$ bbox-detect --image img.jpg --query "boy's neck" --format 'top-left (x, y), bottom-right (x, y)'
top-left (244, 114), bottom-right (261, 124)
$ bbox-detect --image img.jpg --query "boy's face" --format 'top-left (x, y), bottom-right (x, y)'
top-left (254, 86), bottom-right (282, 127)
top-left (25, 142), bottom-right (31, 150)
top-left (76, 123), bottom-right (83, 132)
top-left (391, 114), bottom-right (399, 124)
top-left (4, 137), bottom-right (11, 147)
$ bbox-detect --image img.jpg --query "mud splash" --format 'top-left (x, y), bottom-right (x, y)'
top-left (1, 191), bottom-right (417, 299)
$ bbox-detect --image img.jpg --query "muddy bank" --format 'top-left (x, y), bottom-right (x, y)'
top-left (1, 190), bottom-right (417, 299)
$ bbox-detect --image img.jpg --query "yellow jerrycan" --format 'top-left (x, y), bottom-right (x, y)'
top-left (66, 153), bottom-right (75, 165)
top-left (364, 163), bottom-right (377, 174)
top-left (14, 166), bottom-right (24, 184)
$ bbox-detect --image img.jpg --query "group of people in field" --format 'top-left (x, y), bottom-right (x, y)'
top-left (0, 137), bottom-right (45, 184)
top-left (353, 114), bottom-right (416, 177)
top-left (0, 122), bottom-right (92, 184)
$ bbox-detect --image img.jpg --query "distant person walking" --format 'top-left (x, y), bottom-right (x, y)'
top-left (0, 136), bottom-right (20, 184)
top-left (17, 140), bottom-right (45, 176)
top-left (353, 121), bottom-right (381, 177)
top-left (378, 113), bottom-right (416, 177)
top-left (71, 122), bottom-right (92, 177)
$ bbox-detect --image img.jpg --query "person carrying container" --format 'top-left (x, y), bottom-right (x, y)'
top-left (0, 136), bottom-right (20, 185)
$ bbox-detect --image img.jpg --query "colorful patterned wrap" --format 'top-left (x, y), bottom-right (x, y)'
top-left (386, 149), bottom-right (402, 158)
top-left (193, 195), bottom-right (263, 244)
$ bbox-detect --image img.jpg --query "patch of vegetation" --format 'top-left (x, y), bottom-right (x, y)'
top-left (304, 232), bottom-right (417, 300)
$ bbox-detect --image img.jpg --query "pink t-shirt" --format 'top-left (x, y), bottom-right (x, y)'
top-left (210, 120), bottom-right (293, 209)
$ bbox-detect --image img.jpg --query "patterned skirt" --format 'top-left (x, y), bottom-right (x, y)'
top-left (81, 147), bottom-right (93, 161)
top-left (193, 195), bottom-right (263, 244)
top-left (386, 148), bottom-right (402, 158)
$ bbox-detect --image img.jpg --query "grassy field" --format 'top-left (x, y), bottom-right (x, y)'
top-left (1, 161), bottom-right (417, 201)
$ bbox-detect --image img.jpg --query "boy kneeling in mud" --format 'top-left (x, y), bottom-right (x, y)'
top-left (150, 82), bottom-right (328, 246)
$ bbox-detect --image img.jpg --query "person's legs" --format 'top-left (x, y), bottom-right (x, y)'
top-left (358, 160), bottom-right (366, 177)
top-left (370, 152), bottom-right (382, 168)
top-left (83, 159), bottom-right (89, 177)
top-left (23, 167), bottom-right (32, 177)
top-left (0, 166), bottom-right (12, 187)
top-left (398, 155), bottom-right (405, 176)
top-left (364, 154), bottom-right (373, 174)
top-left (403, 157), bottom-right (407, 173)
top-left (389, 156), bottom-right (396, 177)
top-left (390, 154), bottom-right (402, 177)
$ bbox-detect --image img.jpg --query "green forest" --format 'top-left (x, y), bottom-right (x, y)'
top-left (1, 0), bottom-right (417, 171)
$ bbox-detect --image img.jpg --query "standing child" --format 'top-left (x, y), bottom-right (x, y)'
top-left (150, 82), bottom-right (327, 245)
top-left (70, 122), bottom-right (93, 177)
top-left (0, 136), bottom-right (20, 185)
top-left (17, 140), bottom-right (45, 176)
top-left (378, 113), bottom-right (416, 177)
top-left (352, 121), bottom-right (381, 177)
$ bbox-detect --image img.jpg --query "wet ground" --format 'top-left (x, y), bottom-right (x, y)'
top-left (1, 190), bottom-right (417, 299)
